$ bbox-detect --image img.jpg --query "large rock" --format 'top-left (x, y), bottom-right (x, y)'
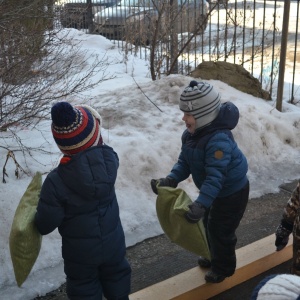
top-left (190, 61), bottom-right (271, 100)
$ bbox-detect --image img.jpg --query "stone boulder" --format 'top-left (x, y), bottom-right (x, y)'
top-left (190, 61), bottom-right (271, 100)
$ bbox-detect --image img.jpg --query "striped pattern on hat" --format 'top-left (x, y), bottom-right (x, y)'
top-left (51, 102), bottom-right (102, 156)
top-left (180, 81), bottom-right (221, 130)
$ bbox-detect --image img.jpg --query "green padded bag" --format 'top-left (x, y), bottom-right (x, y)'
top-left (156, 185), bottom-right (211, 260)
top-left (9, 172), bottom-right (42, 287)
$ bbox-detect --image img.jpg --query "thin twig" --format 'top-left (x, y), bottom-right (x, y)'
top-left (132, 77), bottom-right (163, 112)
top-left (2, 150), bottom-right (30, 183)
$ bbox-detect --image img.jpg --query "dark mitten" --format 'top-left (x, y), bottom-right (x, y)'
top-left (275, 220), bottom-right (293, 251)
top-left (150, 177), bottom-right (178, 195)
top-left (185, 202), bottom-right (206, 223)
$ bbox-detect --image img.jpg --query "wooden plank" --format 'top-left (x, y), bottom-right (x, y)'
top-left (130, 234), bottom-right (292, 300)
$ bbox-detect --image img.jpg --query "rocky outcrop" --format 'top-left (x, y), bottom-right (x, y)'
top-left (190, 61), bottom-right (271, 100)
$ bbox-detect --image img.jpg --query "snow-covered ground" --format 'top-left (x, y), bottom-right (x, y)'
top-left (1, 6), bottom-right (300, 298)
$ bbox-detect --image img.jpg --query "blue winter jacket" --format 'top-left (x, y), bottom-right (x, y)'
top-left (168, 102), bottom-right (248, 208)
top-left (35, 145), bottom-right (127, 265)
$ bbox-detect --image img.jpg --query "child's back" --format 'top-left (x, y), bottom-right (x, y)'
top-left (35, 102), bottom-right (131, 300)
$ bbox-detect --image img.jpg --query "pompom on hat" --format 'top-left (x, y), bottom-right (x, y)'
top-left (251, 274), bottom-right (300, 300)
top-left (51, 102), bottom-right (102, 156)
top-left (180, 80), bottom-right (221, 130)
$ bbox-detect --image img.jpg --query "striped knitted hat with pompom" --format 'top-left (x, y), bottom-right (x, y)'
top-left (180, 80), bottom-right (221, 130)
top-left (51, 102), bottom-right (102, 155)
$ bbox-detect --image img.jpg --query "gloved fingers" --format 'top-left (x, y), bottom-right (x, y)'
top-left (276, 223), bottom-right (292, 237)
top-left (184, 211), bottom-right (201, 224)
top-left (187, 203), bottom-right (195, 212)
top-left (151, 177), bottom-right (178, 195)
top-left (275, 236), bottom-right (289, 251)
top-left (166, 177), bottom-right (178, 188)
top-left (150, 179), bottom-right (159, 195)
top-left (275, 238), bottom-right (283, 247)
top-left (276, 244), bottom-right (287, 251)
top-left (184, 202), bottom-right (206, 224)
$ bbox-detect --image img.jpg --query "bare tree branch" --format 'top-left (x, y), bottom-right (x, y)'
top-left (0, 0), bottom-right (116, 182)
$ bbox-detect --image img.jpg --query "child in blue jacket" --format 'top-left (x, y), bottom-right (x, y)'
top-left (151, 81), bottom-right (249, 283)
top-left (35, 102), bottom-right (131, 299)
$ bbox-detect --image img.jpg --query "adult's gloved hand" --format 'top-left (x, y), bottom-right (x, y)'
top-left (150, 177), bottom-right (177, 195)
top-left (275, 221), bottom-right (292, 251)
top-left (185, 202), bottom-right (206, 223)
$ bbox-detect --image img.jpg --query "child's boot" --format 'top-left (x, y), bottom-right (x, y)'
top-left (205, 270), bottom-right (226, 283)
top-left (197, 256), bottom-right (211, 268)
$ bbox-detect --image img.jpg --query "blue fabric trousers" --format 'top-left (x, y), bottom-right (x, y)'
top-left (64, 255), bottom-right (131, 300)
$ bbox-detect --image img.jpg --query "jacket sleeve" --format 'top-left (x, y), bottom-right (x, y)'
top-left (282, 181), bottom-right (300, 227)
top-left (34, 175), bottom-right (65, 235)
top-left (168, 150), bottom-right (191, 183)
top-left (196, 133), bottom-right (233, 208)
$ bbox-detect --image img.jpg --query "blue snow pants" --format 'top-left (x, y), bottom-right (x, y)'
top-left (64, 255), bottom-right (131, 300)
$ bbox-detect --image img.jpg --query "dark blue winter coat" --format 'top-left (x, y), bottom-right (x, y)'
top-left (168, 102), bottom-right (248, 208)
top-left (35, 145), bottom-right (127, 265)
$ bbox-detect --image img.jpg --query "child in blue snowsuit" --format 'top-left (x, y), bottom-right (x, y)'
top-left (151, 81), bottom-right (249, 283)
top-left (35, 102), bottom-right (131, 300)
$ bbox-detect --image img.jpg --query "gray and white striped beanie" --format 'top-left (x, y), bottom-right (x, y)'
top-left (180, 80), bottom-right (221, 130)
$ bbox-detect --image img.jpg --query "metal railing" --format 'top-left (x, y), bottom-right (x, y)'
top-left (56, 0), bottom-right (300, 103)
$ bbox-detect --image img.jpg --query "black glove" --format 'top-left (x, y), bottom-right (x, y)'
top-left (185, 202), bottom-right (206, 223)
top-left (275, 220), bottom-right (292, 251)
top-left (150, 177), bottom-right (178, 195)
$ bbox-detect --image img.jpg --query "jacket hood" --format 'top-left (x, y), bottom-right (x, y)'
top-left (194, 101), bottom-right (239, 136)
top-left (57, 145), bottom-right (119, 201)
